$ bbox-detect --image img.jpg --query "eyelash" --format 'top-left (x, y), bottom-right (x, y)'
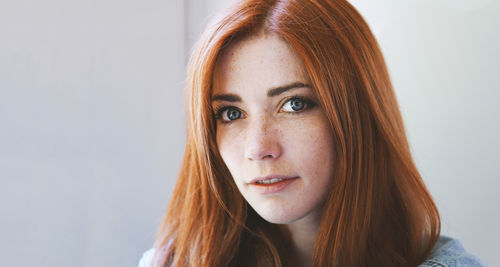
top-left (213, 95), bottom-right (316, 124)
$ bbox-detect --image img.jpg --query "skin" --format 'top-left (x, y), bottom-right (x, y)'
top-left (211, 33), bottom-right (335, 266)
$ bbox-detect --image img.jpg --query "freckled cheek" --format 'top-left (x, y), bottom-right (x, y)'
top-left (216, 128), bottom-right (246, 169)
top-left (281, 118), bottom-right (332, 154)
top-left (280, 120), bottom-right (335, 182)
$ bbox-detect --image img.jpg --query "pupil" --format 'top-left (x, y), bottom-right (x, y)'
top-left (291, 99), bottom-right (304, 111)
top-left (228, 109), bottom-right (240, 120)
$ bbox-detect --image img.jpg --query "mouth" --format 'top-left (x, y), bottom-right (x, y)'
top-left (247, 175), bottom-right (299, 194)
top-left (249, 174), bottom-right (298, 185)
top-left (255, 177), bottom-right (288, 184)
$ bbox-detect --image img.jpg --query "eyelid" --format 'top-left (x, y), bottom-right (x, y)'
top-left (213, 105), bottom-right (244, 123)
top-left (279, 95), bottom-right (316, 112)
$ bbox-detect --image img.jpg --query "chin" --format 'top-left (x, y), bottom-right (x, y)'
top-left (253, 207), bottom-right (305, 225)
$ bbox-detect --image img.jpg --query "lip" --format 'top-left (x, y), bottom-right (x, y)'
top-left (248, 174), bottom-right (297, 184)
top-left (247, 174), bottom-right (299, 194)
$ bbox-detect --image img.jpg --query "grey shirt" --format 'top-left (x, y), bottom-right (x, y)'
top-left (137, 235), bottom-right (484, 267)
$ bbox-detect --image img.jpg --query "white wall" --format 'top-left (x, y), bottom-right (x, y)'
top-left (190, 0), bottom-right (500, 266)
top-left (0, 0), bottom-right (185, 266)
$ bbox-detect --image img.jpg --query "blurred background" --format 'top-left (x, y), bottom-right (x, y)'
top-left (0, 0), bottom-right (498, 266)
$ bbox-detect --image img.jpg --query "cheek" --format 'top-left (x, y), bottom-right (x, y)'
top-left (274, 114), bottom-right (334, 199)
top-left (216, 127), bottom-right (244, 171)
top-left (285, 120), bottom-right (334, 177)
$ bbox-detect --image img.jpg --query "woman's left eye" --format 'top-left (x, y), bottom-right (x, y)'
top-left (281, 97), bottom-right (313, 112)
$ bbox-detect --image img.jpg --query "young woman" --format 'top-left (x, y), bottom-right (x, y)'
top-left (139, 0), bottom-right (484, 266)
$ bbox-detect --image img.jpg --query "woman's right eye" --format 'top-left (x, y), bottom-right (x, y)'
top-left (216, 107), bottom-right (242, 123)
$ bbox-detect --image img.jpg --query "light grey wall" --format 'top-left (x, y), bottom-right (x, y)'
top-left (191, 0), bottom-right (500, 266)
top-left (348, 0), bottom-right (499, 265)
top-left (0, 0), bottom-right (184, 266)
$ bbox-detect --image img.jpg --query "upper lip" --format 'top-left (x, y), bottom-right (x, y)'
top-left (248, 174), bottom-right (298, 184)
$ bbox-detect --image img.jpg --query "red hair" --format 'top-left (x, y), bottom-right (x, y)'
top-left (154, 0), bottom-right (440, 266)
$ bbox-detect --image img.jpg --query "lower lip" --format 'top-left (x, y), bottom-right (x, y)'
top-left (250, 177), bottom-right (299, 194)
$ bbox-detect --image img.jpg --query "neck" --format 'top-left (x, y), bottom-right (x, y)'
top-left (285, 210), bottom-right (322, 267)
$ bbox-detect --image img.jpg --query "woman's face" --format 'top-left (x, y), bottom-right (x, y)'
top-left (211, 33), bottom-right (335, 224)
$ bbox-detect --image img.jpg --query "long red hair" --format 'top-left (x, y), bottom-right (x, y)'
top-left (153, 0), bottom-right (440, 266)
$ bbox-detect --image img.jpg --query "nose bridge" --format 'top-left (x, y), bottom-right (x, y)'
top-left (244, 115), bottom-right (280, 161)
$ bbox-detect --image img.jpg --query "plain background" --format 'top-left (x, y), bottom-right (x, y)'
top-left (0, 0), bottom-right (498, 266)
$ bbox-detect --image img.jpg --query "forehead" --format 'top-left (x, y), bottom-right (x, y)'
top-left (212, 33), bottom-right (309, 95)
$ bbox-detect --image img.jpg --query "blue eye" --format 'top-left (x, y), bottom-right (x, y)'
top-left (215, 107), bottom-right (242, 123)
top-left (226, 108), bottom-right (241, 120)
top-left (282, 97), bottom-right (310, 112)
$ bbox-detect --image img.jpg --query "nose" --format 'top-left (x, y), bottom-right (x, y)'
top-left (244, 118), bottom-right (281, 161)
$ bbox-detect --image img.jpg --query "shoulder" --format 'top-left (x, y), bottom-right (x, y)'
top-left (419, 235), bottom-right (485, 267)
top-left (137, 248), bottom-right (155, 267)
top-left (137, 239), bottom-right (174, 267)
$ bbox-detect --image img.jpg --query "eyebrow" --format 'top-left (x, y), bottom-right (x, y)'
top-left (211, 82), bottom-right (310, 102)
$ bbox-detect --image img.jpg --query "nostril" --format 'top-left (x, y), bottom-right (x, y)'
top-left (245, 141), bottom-right (281, 161)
